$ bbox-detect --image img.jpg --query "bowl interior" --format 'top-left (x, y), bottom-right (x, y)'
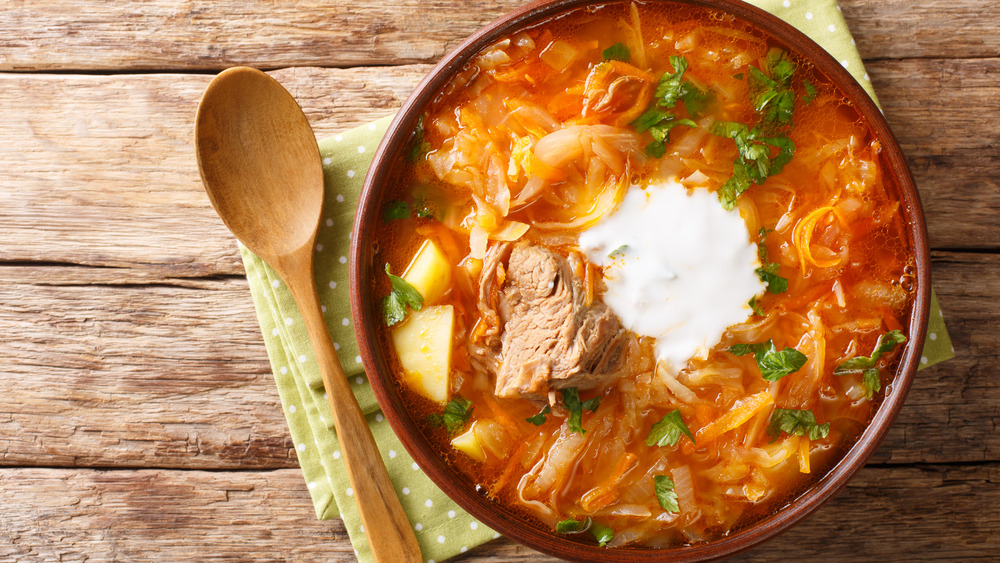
top-left (350, 1), bottom-right (931, 560)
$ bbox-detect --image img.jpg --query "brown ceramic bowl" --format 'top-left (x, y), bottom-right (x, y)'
top-left (350, 0), bottom-right (931, 560)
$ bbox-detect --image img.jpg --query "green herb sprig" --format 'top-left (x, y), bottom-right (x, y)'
top-left (729, 340), bottom-right (807, 381)
top-left (382, 264), bottom-right (423, 326)
top-left (525, 405), bottom-right (551, 426)
top-left (767, 408), bottom-right (830, 441)
top-left (426, 396), bottom-right (473, 435)
top-left (645, 409), bottom-right (695, 447)
top-left (562, 388), bottom-right (601, 434)
top-left (834, 330), bottom-right (907, 399)
top-left (654, 475), bottom-right (679, 513)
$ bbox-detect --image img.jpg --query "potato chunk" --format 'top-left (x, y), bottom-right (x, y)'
top-left (391, 305), bottom-right (454, 404)
top-left (451, 423), bottom-right (487, 462)
top-left (403, 239), bottom-right (452, 305)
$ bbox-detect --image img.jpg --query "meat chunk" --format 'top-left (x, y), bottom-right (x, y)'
top-left (492, 243), bottom-right (627, 401)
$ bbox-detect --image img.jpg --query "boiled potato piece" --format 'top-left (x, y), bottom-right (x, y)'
top-left (391, 304), bottom-right (453, 404)
top-left (402, 239), bottom-right (452, 305)
top-left (451, 422), bottom-right (486, 462)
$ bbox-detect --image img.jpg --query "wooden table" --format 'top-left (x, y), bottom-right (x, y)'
top-left (1, 1), bottom-right (997, 561)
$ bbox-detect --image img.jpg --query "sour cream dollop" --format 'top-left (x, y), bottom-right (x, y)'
top-left (578, 181), bottom-right (765, 372)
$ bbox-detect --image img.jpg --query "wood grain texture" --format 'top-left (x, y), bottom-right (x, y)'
top-left (0, 464), bottom-right (995, 561)
top-left (0, 59), bottom-right (998, 281)
top-left (1, 0), bottom-right (998, 71)
top-left (0, 252), bottom-right (994, 469)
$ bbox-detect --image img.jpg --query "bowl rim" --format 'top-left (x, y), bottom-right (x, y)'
top-left (350, 0), bottom-right (931, 560)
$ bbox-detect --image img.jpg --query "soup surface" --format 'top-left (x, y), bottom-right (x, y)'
top-left (374, 1), bottom-right (913, 549)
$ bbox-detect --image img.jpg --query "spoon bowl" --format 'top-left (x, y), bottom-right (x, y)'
top-left (195, 67), bottom-right (421, 563)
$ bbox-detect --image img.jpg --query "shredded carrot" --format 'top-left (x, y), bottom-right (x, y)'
top-left (792, 206), bottom-right (849, 272)
top-left (798, 437), bottom-right (811, 473)
top-left (579, 452), bottom-right (639, 511)
top-left (695, 390), bottom-right (774, 445)
top-left (491, 442), bottom-right (527, 495)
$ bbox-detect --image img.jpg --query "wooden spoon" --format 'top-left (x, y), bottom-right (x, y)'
top-left (195, 66), bottom-right (421, 563)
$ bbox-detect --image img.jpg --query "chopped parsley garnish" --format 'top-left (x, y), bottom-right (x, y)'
top-left (562, 388), bottom-right (601, 434)
top-left (383, 199), bottom-right (411, 221)
top-left (748, 48), bottom-right (797, 126)
top-left (748, 295), bottom-right (765, 316)
top-left (426, 396), bottom-right (473, 434)
top-left (590, 521), bottom-right (613, 547)
top-left (654, 55), bottom-right (689, 108)
top-left (834, 330), bottom-right (907, 399)
top-left (733, 72), bottom-right (745, 80)
top-left (555, 516), bottom-right (591, 534)
top-left (632, 108), bottom-right (696, 158)
top-left (602, 42), bottom-right (630, 62)
top-left (382, 263), bottom-right (423, 326)
top-left (803, 78), bottom-right (817, 104)
top-left (678, 80), bottom-right (712, 118)
top-left (712, 121), bottom-right (795, 210)
top-left (645, 409), bottom-right (695, 447)
top-left (413, 195), bottom-right (437, 219)
top-left (754, 227), bottom-right (788, 294)
top-left (555, 516), bottom-right (613, 546)
top-left (755, 262), bottom-right (788, 294)
top-left (729, 340), bottom-right (807, 381)
top-left (714, 48), bottom-right (799, 209)
top-left (767, 408), bottom-right (830, 441)
top-left (654, 475), bottom-right (679, 513)
top-left (525, 405), bottom-right (551, 426)
top-left (407, 115), bottom-right (431, 162)
top-left (608, 244), bottom-right (628, 259)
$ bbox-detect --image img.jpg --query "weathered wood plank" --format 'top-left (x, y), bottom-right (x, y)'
top-left (0, 1), bottom-right (997, 71)
top-left (0, 464), bottom-right (996, 561)
top-left (0, 251), bottom-right (994, 468)
top-left (0, 59), bottom-right (998, 277)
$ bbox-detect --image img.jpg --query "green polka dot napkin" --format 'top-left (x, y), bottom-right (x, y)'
top-left (237, 1), bottom-right (954, 561)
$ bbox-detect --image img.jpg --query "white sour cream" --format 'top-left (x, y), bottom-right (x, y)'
top-left (578, 181), bottom-right (765, 372)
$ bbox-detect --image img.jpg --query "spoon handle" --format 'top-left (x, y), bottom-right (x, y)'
top-left (284, 253), bottom-right (422, 563)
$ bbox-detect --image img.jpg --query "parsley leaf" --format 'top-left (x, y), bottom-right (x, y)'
top-left (755, 262), bottom-right (788, 294)
top-left (803, 79), bottom-right (817, 104)
top-left (712, 122), bottom-right (795, 210)
top-left (748, 48), bottom-right (797, 126)
top-left (426, 396), bottom-right (473, 434)
top-left (748, 295), bottom-right (765, 316)
top-left (654, 56), bottom-right (689, 108)
top-left (729, 340), bottom-right (807, 381)
top-left (654, 475), bottom-right (679, 513)
top-left (525, 405), bottom-right (551, 426)
top-left (413, 195), bottom-right (437, 219)
top-left (602, 42), bottom-right (630, 62)
top-left (754, 227), bottom-right (787, 293)
top-left (384, 200), bottom-right (411, 221)
top-left (767, 408), bottom-right (830, 441)
top-left (632, 108), bottom-right (696, 158)
top-left (382, 263), bottom-right (424, 326)
top-left (645, 409), bottom-right (695, 447)
top-left (678, 80), bottom-right (712, 118)
top-left (562, 388), bottom-right (601, 434)
top-left (590, 522), bottom-right (613, 547)
top-left (834, 330), bottom-right (907, 398)
top-left (407, 115), bottom-right (431, 162)
top-left (862, 368), bottom-right (881, 400)
top-left (555, 517), bottom-right (591, 534)
top-left (834, 330), bottom-right (907, 375)
top-left (608, 244), bottom-right (628, 259)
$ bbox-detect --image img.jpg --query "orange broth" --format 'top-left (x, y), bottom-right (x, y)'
top-left (375, 1), bottom-right (914, 549)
